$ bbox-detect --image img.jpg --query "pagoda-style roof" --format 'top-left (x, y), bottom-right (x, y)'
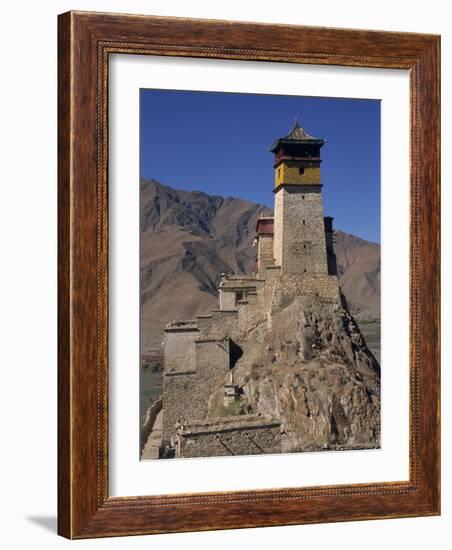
top-left (270, 119), bottom-right (325, 152)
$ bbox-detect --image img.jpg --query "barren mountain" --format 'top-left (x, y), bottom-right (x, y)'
top-left (334, 231), bottom-right (380, 317)
top-left (140, 179), bottom-right (380, 354)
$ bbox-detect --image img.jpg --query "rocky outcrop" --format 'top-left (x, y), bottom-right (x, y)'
top-left (208, 295), bottom-right (380, 453)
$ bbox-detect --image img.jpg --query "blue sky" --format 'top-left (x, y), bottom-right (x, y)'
top-left (140, 89), bottom-right (380, 243)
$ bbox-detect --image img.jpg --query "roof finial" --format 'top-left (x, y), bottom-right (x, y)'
top-left (293, 115), bottom-right (299, 128)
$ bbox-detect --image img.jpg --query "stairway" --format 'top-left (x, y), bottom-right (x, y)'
top-left (141, 409), bottom-right (163, 459)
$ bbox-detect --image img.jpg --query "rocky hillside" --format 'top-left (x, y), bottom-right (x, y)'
top-left (140, 179), bottom-right (380, 354)
top-left (208, 293), bottom-right (381, 452)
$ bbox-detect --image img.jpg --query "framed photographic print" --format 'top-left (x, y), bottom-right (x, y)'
top-left (58, 11), bottom-right (440, 538)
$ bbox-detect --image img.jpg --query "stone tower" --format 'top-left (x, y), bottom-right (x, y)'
top-left (270, 119), bottom-right (329, 275)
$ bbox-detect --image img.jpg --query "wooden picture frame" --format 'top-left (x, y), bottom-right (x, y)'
top-left (58, 11), bottom-right (440, 539)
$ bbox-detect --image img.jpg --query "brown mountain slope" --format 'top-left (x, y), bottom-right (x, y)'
top-left (140, 179), bottom-right (380, 354)
top-left (334, 230), bottom-right (380, 317)
top-left (140, 179), bottom-right (270, 352)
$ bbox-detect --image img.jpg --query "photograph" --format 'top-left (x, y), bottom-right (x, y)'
top-left (139, 90), bottom-right (381, 460)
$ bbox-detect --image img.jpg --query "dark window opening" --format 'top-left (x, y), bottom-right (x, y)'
top-left (229, 339), bottom-right (243, 368)
top-left (299, 167), bottom-right (305, 175)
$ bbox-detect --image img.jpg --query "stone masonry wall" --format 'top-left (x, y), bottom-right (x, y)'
top-left (274, 185), bottom-right (329, 275)
top-left (269, 274), bottom-right (341, 314)
top-left (257, 233), bottom-right (274, 276)
top-left (163, 327), bottom-right (198, 374)
top-left (162, 372), bottom-right (198, 445)
top-left (162, 336), bottom-right (231, 445)
top-left (177, 419), bottom-right (282, 458)
top-left (219, 289), bottom-right (236, 310)
top-left (195, 338), bottom-right (230, 419)
top-left (162, 325), bottom-right (199, 443)
top-left (237, 292), bottom-right (266, 334)
top-left (273, 190), bottom-right (284, 266)
top-left (198, 310), bottom-right (239, 340)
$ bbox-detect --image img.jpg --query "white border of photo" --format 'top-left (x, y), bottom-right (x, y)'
top-left (109, 54), bottom-right (409, 497)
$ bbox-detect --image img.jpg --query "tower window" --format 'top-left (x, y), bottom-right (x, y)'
top-left (302, 219), bottom-right (306, 225)
top-left (299, 167), bottom-right (305, 175)
top-left (302, 195), bottom-right (305, 200)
